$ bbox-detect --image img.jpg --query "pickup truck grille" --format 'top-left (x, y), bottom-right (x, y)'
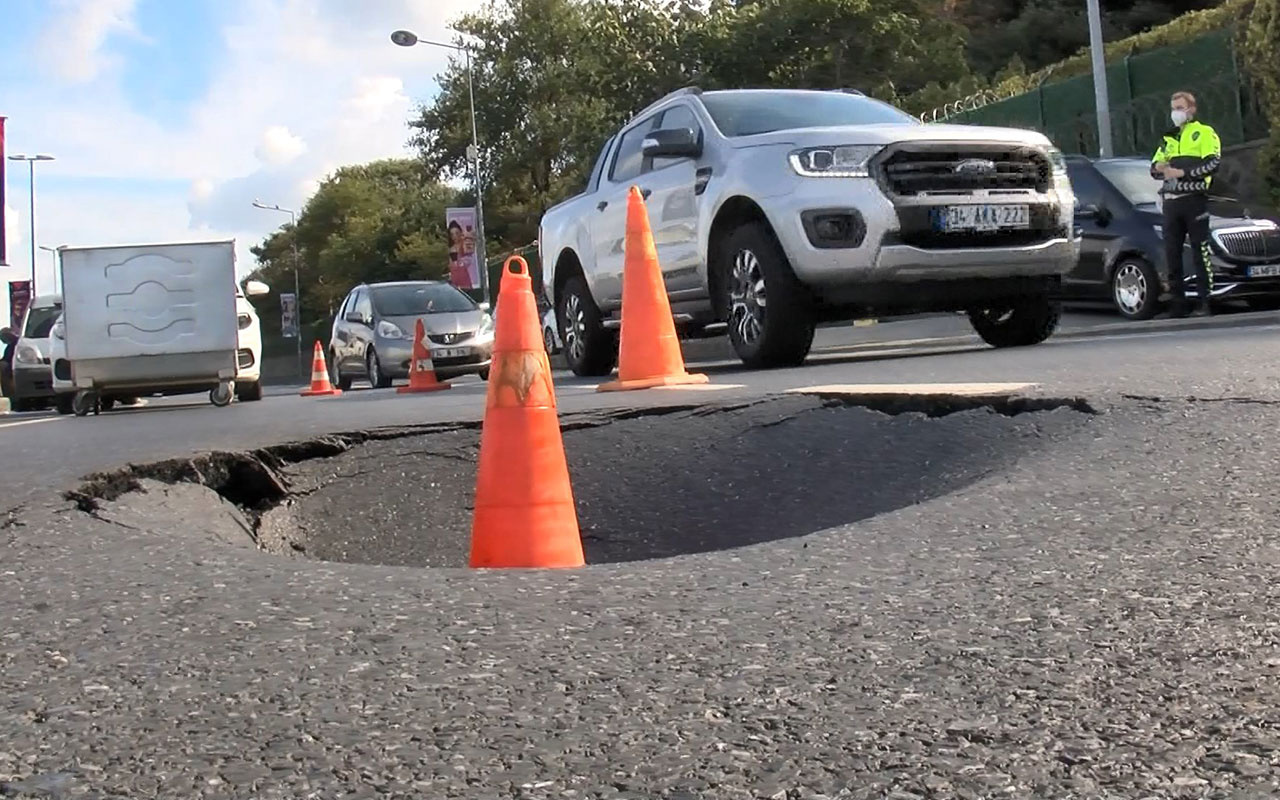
top-left (880, 146), bottom-right (1050, 195)
top-left (1213, 228), bottom-right (1280, 263)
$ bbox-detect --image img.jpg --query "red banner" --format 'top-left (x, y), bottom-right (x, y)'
top-left (1, 116), bottom-right (7, 267)
top-left (9, 280), bottom-right (30, 332)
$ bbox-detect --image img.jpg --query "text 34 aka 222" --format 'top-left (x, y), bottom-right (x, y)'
top-left (932, 204), bottom-right (1031, 233)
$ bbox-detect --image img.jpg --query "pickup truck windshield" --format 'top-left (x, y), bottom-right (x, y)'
top-left (370, 284), bottom-right (476, 316)
top-left (701, 91), bottom-right (919, 137)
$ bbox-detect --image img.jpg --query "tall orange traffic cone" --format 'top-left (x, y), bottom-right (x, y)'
top-left (300, 340), bottom-right (342, 397)
top-left (469, 255), bottom-right (584, 569)
top-left (397, 319), bottom-right (452, 394)
top-left (599, 186), bottom-right (709, 392)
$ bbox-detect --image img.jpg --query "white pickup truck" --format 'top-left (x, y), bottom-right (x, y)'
top-left (538, 87), bottom-right (1080, 375)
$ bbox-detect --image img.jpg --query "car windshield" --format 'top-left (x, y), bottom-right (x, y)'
top-left (370, 284), bottom-right (476, 316)
top-left (1096, 161), bottom-right (1162, 208)
top-left (700, 91), bottom-right (919, 137)
top-left (23, 304), bottom-right (62, 339)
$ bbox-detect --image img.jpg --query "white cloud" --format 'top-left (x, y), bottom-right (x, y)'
top-left (6, 0), bottom-right (487, 274)
top-left (256, 126), bottom-right (308, 166)
top-left (38, 0), bottom-right (142, 84)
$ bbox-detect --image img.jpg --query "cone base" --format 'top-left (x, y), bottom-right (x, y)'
top-left (469, 503), bottom-right (585, 569)
top-left (597, 371), bottom-right (709, 393)
top-left (300, 387), bottom-right (343, 397)
top-left (397, 382), bottom-right (451, 394)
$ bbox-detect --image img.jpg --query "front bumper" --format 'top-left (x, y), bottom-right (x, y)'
top-left (13, 365), bottom-right (55, 400)
top-left (765, 177), bottom-right (1077, 286)
top-left (378, 337), bottom-right (494, 379)
top-left (1164, 252), bottom-right (1280, 300)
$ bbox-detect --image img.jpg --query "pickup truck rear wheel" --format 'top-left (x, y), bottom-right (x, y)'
top-left (968, 294), bottom-right (1061, 348)
top-left (560, 276), bottom-right (617, 377)
top-left (722, 222), bottom-right (815, 369)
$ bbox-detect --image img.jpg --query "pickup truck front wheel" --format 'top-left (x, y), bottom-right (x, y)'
top-left (560, 276), bottom-right (617, 377)
top-left (721, 222), bottom-right (815, 369)
top-left (968, 294), bottom-right (1062, 348)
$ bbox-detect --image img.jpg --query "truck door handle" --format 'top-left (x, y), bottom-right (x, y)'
top-left (597, 201), bottom-right (608, 211)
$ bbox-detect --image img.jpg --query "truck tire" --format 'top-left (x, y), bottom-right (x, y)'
top-left (968, 294), bottom-right (1061, 348)
top-left (559, 276), bottom-right (617, 377)
top-left (720, 222), bottom-right (815, 369)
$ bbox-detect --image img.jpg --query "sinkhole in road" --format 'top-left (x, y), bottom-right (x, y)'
top-left (68, 393), bottom-right (1095, 567)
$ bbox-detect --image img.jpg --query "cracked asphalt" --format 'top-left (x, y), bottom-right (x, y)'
top-left (4, 313), bottom-right (1280, 798)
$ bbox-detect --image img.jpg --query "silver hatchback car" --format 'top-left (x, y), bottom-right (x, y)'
top-left (328, 281), bottom-right (494, 389)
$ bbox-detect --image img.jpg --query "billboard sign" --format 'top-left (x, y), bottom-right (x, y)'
top-left (445, 207), bottom-right (479, 290)
top-left (9, 280), bottom-right (31, 332)
top-left (280, 292), bottom-right (298, 338)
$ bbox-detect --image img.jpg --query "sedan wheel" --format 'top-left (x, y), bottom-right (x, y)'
top-left (1110, 258), bottom-right (1161, 321)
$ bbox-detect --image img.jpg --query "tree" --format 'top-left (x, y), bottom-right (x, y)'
top-left (249, 159), bottom-right (461, 326)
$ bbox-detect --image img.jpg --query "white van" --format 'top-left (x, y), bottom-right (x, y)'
top-left (9, 294), bottom-right (62, 412)
top-left (50, 278), bottom-right (270, 411)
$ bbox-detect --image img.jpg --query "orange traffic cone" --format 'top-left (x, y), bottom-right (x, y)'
top-left (598, 186), bottom-right (709, 392)
top-left (300, 340), bottom-right (342, 397)
top-left (469, 255), bottom-right (584, 569)
top-left (397, 319), bottom-right (452, 394)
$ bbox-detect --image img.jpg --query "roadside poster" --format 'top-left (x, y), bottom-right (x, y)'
top-left (445, 207), bottom-right (479, 289)
top-left (280, 292), bottom-right (298, 338)
top-left (9, 280), bottom-right (31, 331)
top-left (1, 116), bottom-right (7, 266)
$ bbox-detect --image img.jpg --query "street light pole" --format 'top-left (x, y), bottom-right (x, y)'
top-left (7, 154), bottom-right (55, 297)
top-left (391, 29), bottom-right (490, 307)
top-left (252, 200), bottom-right (303, 381)
top-left (1086, 0), bottom-right (1114, 158)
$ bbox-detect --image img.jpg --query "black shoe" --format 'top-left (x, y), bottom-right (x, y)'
top-left (1164, 303), bottom-right (1191, 319)
top-left (1191, 302), bottom-right (1213, 318)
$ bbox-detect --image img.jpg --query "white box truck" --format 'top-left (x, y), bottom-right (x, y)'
top-left (57, 239), bottom-right (254, 416)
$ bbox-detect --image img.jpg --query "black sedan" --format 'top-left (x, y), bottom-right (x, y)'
top-left (1062, 155), bottom-right (1280, 319)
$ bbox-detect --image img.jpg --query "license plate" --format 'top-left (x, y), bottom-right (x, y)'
top-left (435, 347), bottom-right (470, 359)
top-left (934, 204), bottom-right (1030, 233)
top-left (1248, 264), bottom-right (1280, 278)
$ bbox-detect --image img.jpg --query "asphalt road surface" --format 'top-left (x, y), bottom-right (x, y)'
top-left (4, 309), bottom-right (1280, 797)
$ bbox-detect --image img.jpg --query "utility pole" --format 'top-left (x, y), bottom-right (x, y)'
top-left (1086, 0), bottom-right (1114, 158)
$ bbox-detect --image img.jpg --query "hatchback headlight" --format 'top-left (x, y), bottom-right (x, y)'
top-left (15, 345), bottom-right (40, 365)
top-left (789, 145), bottom-right (882, 178)
top-left (478, 313), bottom-right (495, 337)
top-left (376, 320), bottom-right (407, 340)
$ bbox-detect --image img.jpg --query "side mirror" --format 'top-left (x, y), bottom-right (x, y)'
top-left (344, 312), bottom-right (367, 325)
top-left (642, 127), bottom-right (702, 160)
top-left (1075, 203), bottom-right (1111, 224)
top-left (244, 280), bottom-right (270, 297)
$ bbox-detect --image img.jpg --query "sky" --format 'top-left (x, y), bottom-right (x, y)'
top-left (0, 0), bottom-right (484, 296)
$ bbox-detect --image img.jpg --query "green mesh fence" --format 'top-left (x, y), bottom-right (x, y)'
top-left (950, 28), bottom-right (1266, 157)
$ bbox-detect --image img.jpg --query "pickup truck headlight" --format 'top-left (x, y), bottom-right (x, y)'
top-left (376, 320), bottom-right (407, 340)
top-left (1046, 147), bottom-right (1068, 176)
top-left (789, 145), bottom-right (882, 178)
top-left (15, 345), bottom-right (40, 365)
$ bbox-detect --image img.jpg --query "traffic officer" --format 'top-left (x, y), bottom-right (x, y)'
top-left (1151, 90), bottom-right (1222, 317)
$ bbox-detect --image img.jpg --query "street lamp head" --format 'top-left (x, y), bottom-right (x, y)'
top-left (8, 154), bottom-right (28, 161)
top-left (33, 154), bottom-right (55, 162)
top-left (390, 29), bottom-right (419, 47)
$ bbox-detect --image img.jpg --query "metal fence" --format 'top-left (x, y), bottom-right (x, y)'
top-left (948, 28), bottom-right (1268, 157)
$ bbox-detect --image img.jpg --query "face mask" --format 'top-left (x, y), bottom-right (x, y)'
top-left (1171, 109), bottom-right (1189, 126)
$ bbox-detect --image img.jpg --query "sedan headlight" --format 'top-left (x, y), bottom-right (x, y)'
top-left (789, 145), bottom-right (882, 178)
top-left (15, 345), bottom-right (40, 365)
top-left (376, 320), bottom-right (407, 340)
